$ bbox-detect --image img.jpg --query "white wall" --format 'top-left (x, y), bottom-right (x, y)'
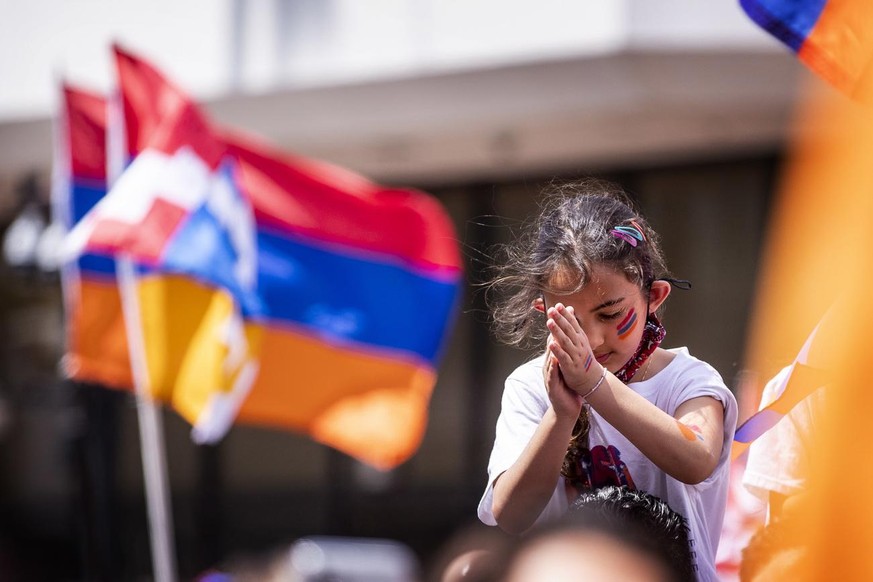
top-left (0, 0), bottom-right (780, 123)
top-left (0, 0), bottom-right (231, 120)
top-left (627, 0), bottom-right (778, 48)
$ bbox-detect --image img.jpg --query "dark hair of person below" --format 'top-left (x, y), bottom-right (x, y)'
top-left (493, 486), bottom-right (695, 582)
top-left (565, 486), bottom-right (696, 582)
top-left (739, 511), bottom-right (809, 582)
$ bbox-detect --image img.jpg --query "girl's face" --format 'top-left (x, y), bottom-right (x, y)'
top-left (541, 265), bottom-right (666, 373)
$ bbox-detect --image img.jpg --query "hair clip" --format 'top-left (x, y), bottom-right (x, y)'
top-left (611, 225), bottom-right (645, 247)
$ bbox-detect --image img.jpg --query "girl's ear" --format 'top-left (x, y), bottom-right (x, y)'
top-left (648, 280), bottom-right (671, 312)
top-left (532, 297), bottom-right (546, 313)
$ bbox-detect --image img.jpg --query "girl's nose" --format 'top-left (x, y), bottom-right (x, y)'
top-left (582, 322), bottom-right (605, 351)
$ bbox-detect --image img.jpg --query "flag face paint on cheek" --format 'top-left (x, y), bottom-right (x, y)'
top-left (617, 308), bottom-right (638, 340)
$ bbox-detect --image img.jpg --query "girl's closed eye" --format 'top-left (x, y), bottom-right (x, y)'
top-left (599, 309), bottom-right (624, 322)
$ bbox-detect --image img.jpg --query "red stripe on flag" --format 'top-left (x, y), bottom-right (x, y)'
top-left (114, 45), bottom-right (225, 169)
top-left (63, 85), bottom-right (107, 182)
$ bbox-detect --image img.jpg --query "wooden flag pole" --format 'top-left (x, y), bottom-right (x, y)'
top-left (117, 254), bottom-right (178, 582)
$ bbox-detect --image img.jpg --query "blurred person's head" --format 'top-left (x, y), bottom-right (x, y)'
top-left (200, 536), bottom-right (419, 582)
top-left (740, 512), bottom-right (809, 582)
top-left (431, 523), bottom-right (512, 582)
top-left (569, 486), bottom-right (694, 581)
top-left (498, 486), bottom-right (694, 582)
top-left (502, 528), bottom-right (674, 582)
top-left (196, 546), bottom-right (299, 582)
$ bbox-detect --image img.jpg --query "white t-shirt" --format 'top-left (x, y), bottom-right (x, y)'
top-left (478, 347), bottom-right (738, 582)
top-left (742, 366), bottom-right (822, 512)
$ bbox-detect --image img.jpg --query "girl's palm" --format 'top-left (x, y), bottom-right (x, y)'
top-left (546, 304), bottom-right (598, 394)
top-left (544, 347), bottom-right (583, 420)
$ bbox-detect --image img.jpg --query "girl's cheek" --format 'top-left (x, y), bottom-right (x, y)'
top-left (615, 307), bottom-right (639, 340)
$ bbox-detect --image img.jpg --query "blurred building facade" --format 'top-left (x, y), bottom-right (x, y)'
top-left (0, 1), bottom-right (804, 579)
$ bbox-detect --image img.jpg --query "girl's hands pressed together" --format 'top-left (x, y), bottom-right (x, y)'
top-left (546, 303), bottom-right (602, 396)
top-left (543, 348), bottom-right (583, 421)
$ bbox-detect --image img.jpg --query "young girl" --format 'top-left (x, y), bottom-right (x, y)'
top-left (477, 179), bottom-right (737, 582)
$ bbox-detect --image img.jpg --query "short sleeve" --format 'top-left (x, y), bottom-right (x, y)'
top-left (477, 356), bottom-right (566, 526)
top-left (667, 352), bottom-right (739, 490)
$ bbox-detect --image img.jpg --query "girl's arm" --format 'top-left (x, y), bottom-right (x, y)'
top-left (587, 380), bottom-right (724, 484)
top-left (547, 304), bottom-right (725, 484)
top-left (491, 351), bottom-right (582, 534)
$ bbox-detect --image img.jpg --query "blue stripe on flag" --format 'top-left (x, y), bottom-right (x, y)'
top-left (77, 226), bottom-right (461, 365)
top-left (734, 408), bottom-right (784, 443)
top-left (78, 253), bottom-right (117, 275)
top-left (256, 228), bottom-right (460, 365)
top-left (71, 182), bottom-right (108, 224)
top-left (740, 0), bottom-right (827, 51)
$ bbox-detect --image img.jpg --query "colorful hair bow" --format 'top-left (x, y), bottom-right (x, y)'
top-left (610, 223), bottom-right (645, 247)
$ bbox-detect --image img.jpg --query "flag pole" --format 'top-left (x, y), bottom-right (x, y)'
top-left (117, 254), bottom-right (178, 582)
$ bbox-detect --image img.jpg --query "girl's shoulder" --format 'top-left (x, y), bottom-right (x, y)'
top-left (661, 347), bottom-right (726, 385)
top-left (506, 352), bottom-right (547, 386)
top-left (650, 347), bottom-right (736, 411)
top-left (501, 353), bottom-right (550, 411)
top-left (509, 351), bottom-right (547, 372)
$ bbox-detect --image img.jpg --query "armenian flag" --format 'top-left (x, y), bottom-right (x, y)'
top-left (740, 0), bottom-right (873, 103)
top-left (57, 46), bottom-right (463, 469)
top-left (55, 85), bottom-right (135, 388)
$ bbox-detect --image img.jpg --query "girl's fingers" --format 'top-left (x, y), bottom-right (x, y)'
top-left (543, 343), bottom-right (557, 381)
top-left (548, 339), bottom-right (575, 370)
top-left (565, 305), bottom-right (585, 336)
top-left (556, 304), bottom-right (591, 353)
top-left (547, 323), bottom-right (581, 366)
top-left (548, 306), bottom-right (576, 336)
top-left (547, 356), bottom-right (560, 383)
top-left (553, 304), bottom-right (583, 339)
top-left (557, 305), bottom-right (587, 346)
top-left (545, 314), bottom-right (571, 346)
top-left (548, 306), bottom-right (585, 356)
top-left (544, 353), bottom-right (563, 393)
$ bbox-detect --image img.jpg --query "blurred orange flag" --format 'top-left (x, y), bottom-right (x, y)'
top-left (738, 0), bottom-right (873, 577)
top-left (742, 80), bottom-right (873, 581)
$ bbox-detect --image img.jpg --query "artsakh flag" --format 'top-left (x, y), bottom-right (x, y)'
top-left (740, 0), bottom-right (873, 103)
top-left (57, 46), bottom-right (463, 468)
top-left (62, 68), bottom-right (264, 443)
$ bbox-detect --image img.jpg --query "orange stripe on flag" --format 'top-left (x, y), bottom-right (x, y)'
top-left (65, 277), bottom-right (132, 389)
top-left (68, 274), bottom-right (437, 468)
top-left (239, 326), bottom-right (436, 469)
top-left (799, 0), bottom-right (873, 104)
